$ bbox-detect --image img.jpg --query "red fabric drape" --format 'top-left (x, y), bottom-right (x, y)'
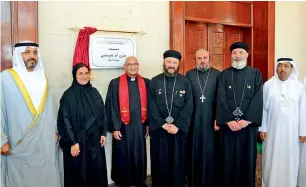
top-left (72, 27), bottom-right (97, 68)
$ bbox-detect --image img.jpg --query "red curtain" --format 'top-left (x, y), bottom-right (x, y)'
top-left (72, 27), bottom-right (97, 68)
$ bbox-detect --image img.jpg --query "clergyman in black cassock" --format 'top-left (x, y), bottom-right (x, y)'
top-left (148, 50), bottom-right (193, 187)
top-left (215, 42), bottom-right (263, 187)
top-left (185, 48), bottom-right (221, 187)
top-left (57, 63), bottom-right (108, 187)
top-left (105, 56), bottom-right (150, 187)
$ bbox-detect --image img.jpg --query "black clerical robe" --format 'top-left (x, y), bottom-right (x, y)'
top-left (216, 66), bottom-right (263, 187)
top-left (105, 75), bottom-right (150, 186)
top-left (185, 68), bottom-right (221, 187)
top-left (148, 73), bottom-right (193, 187)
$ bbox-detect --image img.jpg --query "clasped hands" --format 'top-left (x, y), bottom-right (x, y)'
top-left (162, 123), bottom-right (179, 134)
top-left (227, 120), bottom-right (249, 131)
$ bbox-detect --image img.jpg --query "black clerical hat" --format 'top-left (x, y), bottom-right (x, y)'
top-left (163, 50), bottom-right (182, 61)
top-left (230, 42), bottom-right (248, 52)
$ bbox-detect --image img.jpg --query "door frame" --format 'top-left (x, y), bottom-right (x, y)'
top-left (169, 1), bottom-right (275, 81)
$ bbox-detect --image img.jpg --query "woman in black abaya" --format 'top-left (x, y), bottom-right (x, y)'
top-left (57, 63), bottom-right (108, 187)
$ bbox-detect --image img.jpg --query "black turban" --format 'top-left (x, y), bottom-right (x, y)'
top-left (230, 42), bottom-right (249, 52)
top-left (163, 50), bottom-right (182, 61)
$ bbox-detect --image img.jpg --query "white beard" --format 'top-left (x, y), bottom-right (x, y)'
top-left (232, 59), bottom-right (247, 69)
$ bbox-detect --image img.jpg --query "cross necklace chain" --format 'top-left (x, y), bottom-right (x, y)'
top-left (197, 68), bottom-right (211, 103)
top-left (163, 73), bottom-right (177, 124)
top-left (231, 68), bottom-right (248, 121)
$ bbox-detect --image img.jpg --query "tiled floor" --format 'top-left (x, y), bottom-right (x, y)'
top-left (109, 154), bottom-right (263, 187)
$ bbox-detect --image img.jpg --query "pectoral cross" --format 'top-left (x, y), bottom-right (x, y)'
top-left (233, 107), bottom-right (243, 121)
top-left (122, 108), bottom-right (128, 116)
top-left (200, 95), bottom-right (206, 103)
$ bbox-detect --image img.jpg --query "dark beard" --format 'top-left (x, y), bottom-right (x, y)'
top-left (24, 59), bottom-right (37, 69)
top-left (163, 64), bottom-right (179, 76)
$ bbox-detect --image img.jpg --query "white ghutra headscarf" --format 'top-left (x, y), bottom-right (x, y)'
top-left (275, 57), bottom-right (298, 80)
top-left (12, 41), bottom-right (47, 110)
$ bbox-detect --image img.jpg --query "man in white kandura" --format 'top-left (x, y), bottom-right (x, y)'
top-left (259, 58), bottom-right (306, 187)
top-left (1, 41), bottom-right (61, 187)
top-left (298, 77), bottom-right (306, 187)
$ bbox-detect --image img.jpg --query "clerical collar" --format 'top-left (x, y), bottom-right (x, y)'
top-left (127, 74), bottom-right (136, 81)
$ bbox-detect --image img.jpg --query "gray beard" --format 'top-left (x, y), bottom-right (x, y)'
top-left (232, 60), bottom-right (247, 69)
top-left (197, 65), bottom-right (210, 72)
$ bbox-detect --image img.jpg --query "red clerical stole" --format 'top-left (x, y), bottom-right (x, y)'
top-left (119, 74), bottom-right (147, 125)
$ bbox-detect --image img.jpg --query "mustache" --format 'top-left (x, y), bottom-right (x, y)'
top-left (233, 58), bottom-right (241, 61)
top-left (27, 58), bottom-right (37, 63)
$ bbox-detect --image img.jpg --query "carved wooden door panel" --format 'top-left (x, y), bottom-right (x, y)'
top-left (208, 24), bottom-right (225, 71)
top-left (183, 22), bottom-right (247, 73)
top-left (207, 24), bottom-right (244, 71)
top-left (184, 21), bottom-right (208, 74)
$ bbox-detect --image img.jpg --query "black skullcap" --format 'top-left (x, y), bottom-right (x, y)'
top-left (277, 58), bottom-right (293, 62)
top-left (14, 42), bottom-right (39, 48)
top-left (163, 50), bottom-right (182, 61)
top-left (230, 42), bottom-right (248, 52)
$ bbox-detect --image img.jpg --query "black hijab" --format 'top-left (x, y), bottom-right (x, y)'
top-left (58, 63), bottom-right (103, 143)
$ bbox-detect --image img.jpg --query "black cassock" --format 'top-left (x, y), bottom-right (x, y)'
top-left (105, 76), bottom-right (150, 186)
top-left (185, 68), bottom-right (221, 187)
top-left (57, 83), bottom-right (108, 187)
top-left (148, 73), bottom-right (193, 187)
top-left (216, 66), bottom-right (263, 187)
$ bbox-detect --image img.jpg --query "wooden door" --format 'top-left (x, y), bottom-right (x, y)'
top-left (207, 24), bottom-right (225, 71)
top-left (1, 1), bottom-right (38, 71)
top-left (170, 1), bottom-right (275, 80)
top-left (184, 21), bottom-right (208, 74)
top-left (207, 24), bottom-right (245, 71)
top-left (185, 22), bottom-right (248, 73)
